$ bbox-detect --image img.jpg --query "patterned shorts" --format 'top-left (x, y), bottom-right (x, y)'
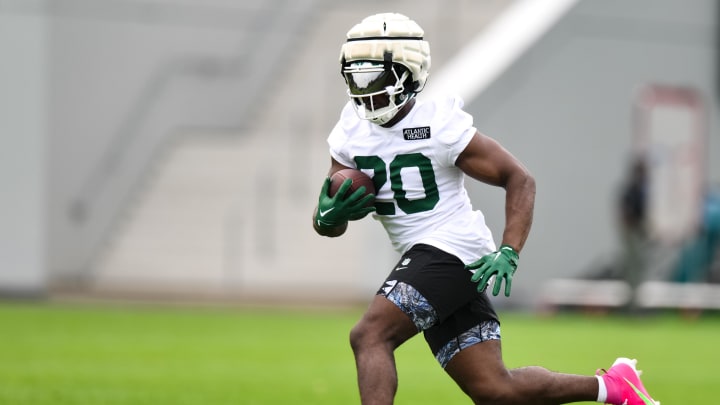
top-left (378, 244), bottom-right (501, 368)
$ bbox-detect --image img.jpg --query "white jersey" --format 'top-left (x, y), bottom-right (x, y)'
top-left (328, 95), bottom-right (496, 264)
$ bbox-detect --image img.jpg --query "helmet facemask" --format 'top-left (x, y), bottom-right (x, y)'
top-left (339, 13), bottom-right (430, 125)
top-left (343, 61), bottom-right (414, 125)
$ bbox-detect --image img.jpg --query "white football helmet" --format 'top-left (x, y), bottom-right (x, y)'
top-left (339, 13), bottom-right (431, 125)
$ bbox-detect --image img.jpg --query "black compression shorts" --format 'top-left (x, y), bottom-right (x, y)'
top-left (376, 244), bottom-right (500, 357)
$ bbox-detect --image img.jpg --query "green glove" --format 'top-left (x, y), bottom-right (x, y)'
top-left (315, 177), bottom-right (376, 228)
top-left (466, 245), bottom-right (519, 297)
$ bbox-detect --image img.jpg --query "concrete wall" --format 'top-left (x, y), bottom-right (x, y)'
top-left (0, 7), bottom-right (47, 293)
top-left (0, 0), bottom-right (318, 291)
top-left (85, 0), bottom-right (516, 302)
top-left (1, 0), bottom-right (716, 308)
top-left (453, 0), bottom-right (718, 307)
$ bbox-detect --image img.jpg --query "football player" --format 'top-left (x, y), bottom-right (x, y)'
top-left (312, 13), bottom-right (658, 405)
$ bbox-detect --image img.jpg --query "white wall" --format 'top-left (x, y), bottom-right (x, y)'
top-left (456, 0), bottom-right (718, 307)
top-left (0, 10), bottom-right (47, 292)
top-left (1, 0), bottom-right (716, 307)
top-left (0, 0), bottom-right (318, 292)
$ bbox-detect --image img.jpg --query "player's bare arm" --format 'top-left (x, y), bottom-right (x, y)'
top-left (326, 158), bottom-right (352, 178)
top-left (455, 131), bottom-right (536, 253)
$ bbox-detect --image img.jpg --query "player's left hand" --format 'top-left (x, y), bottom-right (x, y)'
top-left (466, 245), bottom-right (519, 297)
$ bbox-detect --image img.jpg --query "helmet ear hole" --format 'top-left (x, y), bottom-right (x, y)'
top-left (410, 79), bottom-right (420, 92)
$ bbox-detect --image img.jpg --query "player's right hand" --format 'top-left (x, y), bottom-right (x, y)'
top-left (315, 177), bottom-right (376, 228)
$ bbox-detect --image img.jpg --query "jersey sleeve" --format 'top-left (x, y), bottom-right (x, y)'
top-left (327, 102), bottom-right (357, 167)
top-left (431, 95), bottom-right (477, 166)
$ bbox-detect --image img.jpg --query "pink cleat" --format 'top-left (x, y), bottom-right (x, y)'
top-left (598, 358), bottom-right (659, 405)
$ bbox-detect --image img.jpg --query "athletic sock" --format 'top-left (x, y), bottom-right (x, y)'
top-left (596, 375), bottom-right (608, 403)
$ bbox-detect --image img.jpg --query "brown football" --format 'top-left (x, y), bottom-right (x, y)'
top-left (329, 169), bottom-right (375, 202)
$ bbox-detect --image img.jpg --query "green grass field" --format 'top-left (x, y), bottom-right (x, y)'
top-left (0, 301), bottom-right (718, 404)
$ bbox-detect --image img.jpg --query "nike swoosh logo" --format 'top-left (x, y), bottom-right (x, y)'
top-left (623, 377), bottom-right (655, 405)
top-left (319, 207), bottom-right (335, 217)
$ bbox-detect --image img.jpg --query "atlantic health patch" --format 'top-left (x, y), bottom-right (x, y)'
top-left (403, 126), bottom-right (431, 140)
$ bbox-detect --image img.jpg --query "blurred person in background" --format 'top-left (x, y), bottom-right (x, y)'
top-left (617, 156), bottom-right (650, 309)
top-left (672, 186), bottom-right (720, 283)
top-left (312, 12), bottom-right (658, 405)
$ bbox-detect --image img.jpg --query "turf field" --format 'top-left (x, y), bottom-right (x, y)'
top-left (0, 301), bottom-right (717, 404)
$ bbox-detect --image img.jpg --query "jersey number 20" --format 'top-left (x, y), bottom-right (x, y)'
top-left (355, 153), bottom-right (439, 215)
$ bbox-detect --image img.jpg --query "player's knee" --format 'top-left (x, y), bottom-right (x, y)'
top-left (349, 321), bottom-right (371, 352)
top-left (349, 319), bottom-right (390, 353)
